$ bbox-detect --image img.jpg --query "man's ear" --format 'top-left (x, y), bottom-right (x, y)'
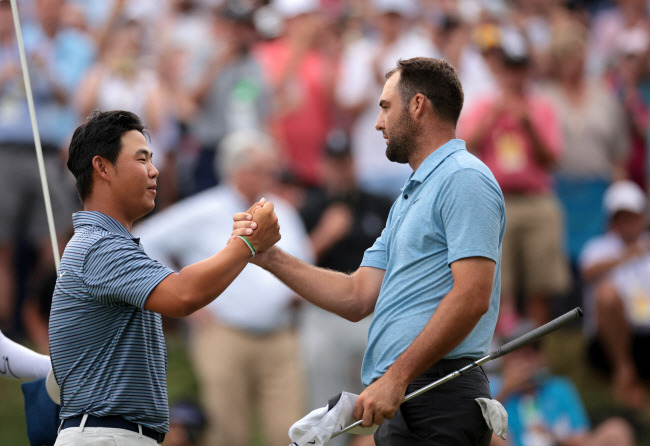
top-left (411, 93), bottom-right (429, 119)
top-left (92, 155), bottom-right (111, 181)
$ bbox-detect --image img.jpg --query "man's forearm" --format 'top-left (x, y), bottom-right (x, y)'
top-left (146, 239), bottom-right (252, 317)
top-left (178, 241), bottom-right (252, 307)
top-left (258, 247), bottom-right (376, 321)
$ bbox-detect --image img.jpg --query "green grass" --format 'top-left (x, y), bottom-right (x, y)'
top-left (0, 376), bottom-right (29, 445)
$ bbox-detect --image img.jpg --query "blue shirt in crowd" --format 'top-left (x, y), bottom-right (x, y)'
top-left (49, 211), bottom-right (173, 433)
top-left (490, 374), bottom-right (590, 445)
top-left (360, 139), bottom-right (506, 386)
top-left (0, 22), bottom-right (95, 146)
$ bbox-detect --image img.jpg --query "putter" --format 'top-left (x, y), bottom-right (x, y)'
top-left (331, 307), bottom-right (583, 439)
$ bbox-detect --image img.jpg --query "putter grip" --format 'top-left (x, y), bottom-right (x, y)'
top-left (490, 307), bottom-right (583, 359)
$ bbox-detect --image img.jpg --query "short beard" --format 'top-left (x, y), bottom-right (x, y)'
top-left (385, 107), bottom-right (417, 164)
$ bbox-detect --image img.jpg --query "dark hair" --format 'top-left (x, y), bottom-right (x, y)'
top-left (386, 57), bottom-right (464, 126)
top-left (67, 110), bottom-right (147, 202)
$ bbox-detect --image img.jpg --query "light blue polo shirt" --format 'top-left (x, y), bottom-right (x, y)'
top-left (49, 212), bottom-right (174, 432)
top-left (360, 139), bottom-right (505, 385)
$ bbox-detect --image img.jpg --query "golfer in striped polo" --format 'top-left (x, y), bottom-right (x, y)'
top-left (49, 110), bottom-right (281, 445)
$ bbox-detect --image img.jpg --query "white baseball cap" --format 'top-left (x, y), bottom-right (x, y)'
top-left (273, 0), bottom-right (319, 19)
top-left (372, 0), bottom-right (417, 17)
top-left (616, 26), bottom-right (650, 57)
top-left (603, 180), bottom-right (647, 217)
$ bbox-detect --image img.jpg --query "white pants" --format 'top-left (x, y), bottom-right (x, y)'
top-left (54, 415), bottom-right (159, 446)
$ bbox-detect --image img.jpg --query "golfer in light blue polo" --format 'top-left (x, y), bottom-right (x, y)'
top-left (234, 57), bottom-right (506, 445)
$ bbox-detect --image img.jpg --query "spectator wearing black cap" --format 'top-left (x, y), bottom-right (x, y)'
top-left (300, 129), bottom-right (393, 272)
top-left (297, 129), bottom-right (393, 446)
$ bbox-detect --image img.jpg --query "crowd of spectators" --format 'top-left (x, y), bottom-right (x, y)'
top-left (3, 0), bottom-right (650, 444)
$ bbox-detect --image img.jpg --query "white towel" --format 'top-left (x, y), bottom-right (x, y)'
top-left (475, 397), bottom-right (508, 440)
top-left (288, 392), bottom-right (377, 446)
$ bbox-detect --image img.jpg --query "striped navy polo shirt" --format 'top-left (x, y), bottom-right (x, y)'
top-left (49, 211), bottom-right (174, 433)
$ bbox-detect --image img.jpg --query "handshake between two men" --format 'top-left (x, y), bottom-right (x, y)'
top-left (229, 197), bottom-right (407, 433)
top-left (230, 197), bottom-right (282, 260)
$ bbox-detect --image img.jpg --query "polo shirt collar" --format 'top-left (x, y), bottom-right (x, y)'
top-left (408, 139), bottom-right (467, 185)
top-left (72, 211), bottom-right (137, 241)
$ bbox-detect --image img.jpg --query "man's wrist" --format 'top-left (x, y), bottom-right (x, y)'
top-left (231, 235), bottom-right (255, 260)
top-left (237, 235), bottom-right (256, 258)
top-left (257, 245), bottom-right (281, 269)
top-left (383, 364), bottom-right (411, 389)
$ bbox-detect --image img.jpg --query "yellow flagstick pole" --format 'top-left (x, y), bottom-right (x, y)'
top-left (9, 0), bottom-right (60, 270)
